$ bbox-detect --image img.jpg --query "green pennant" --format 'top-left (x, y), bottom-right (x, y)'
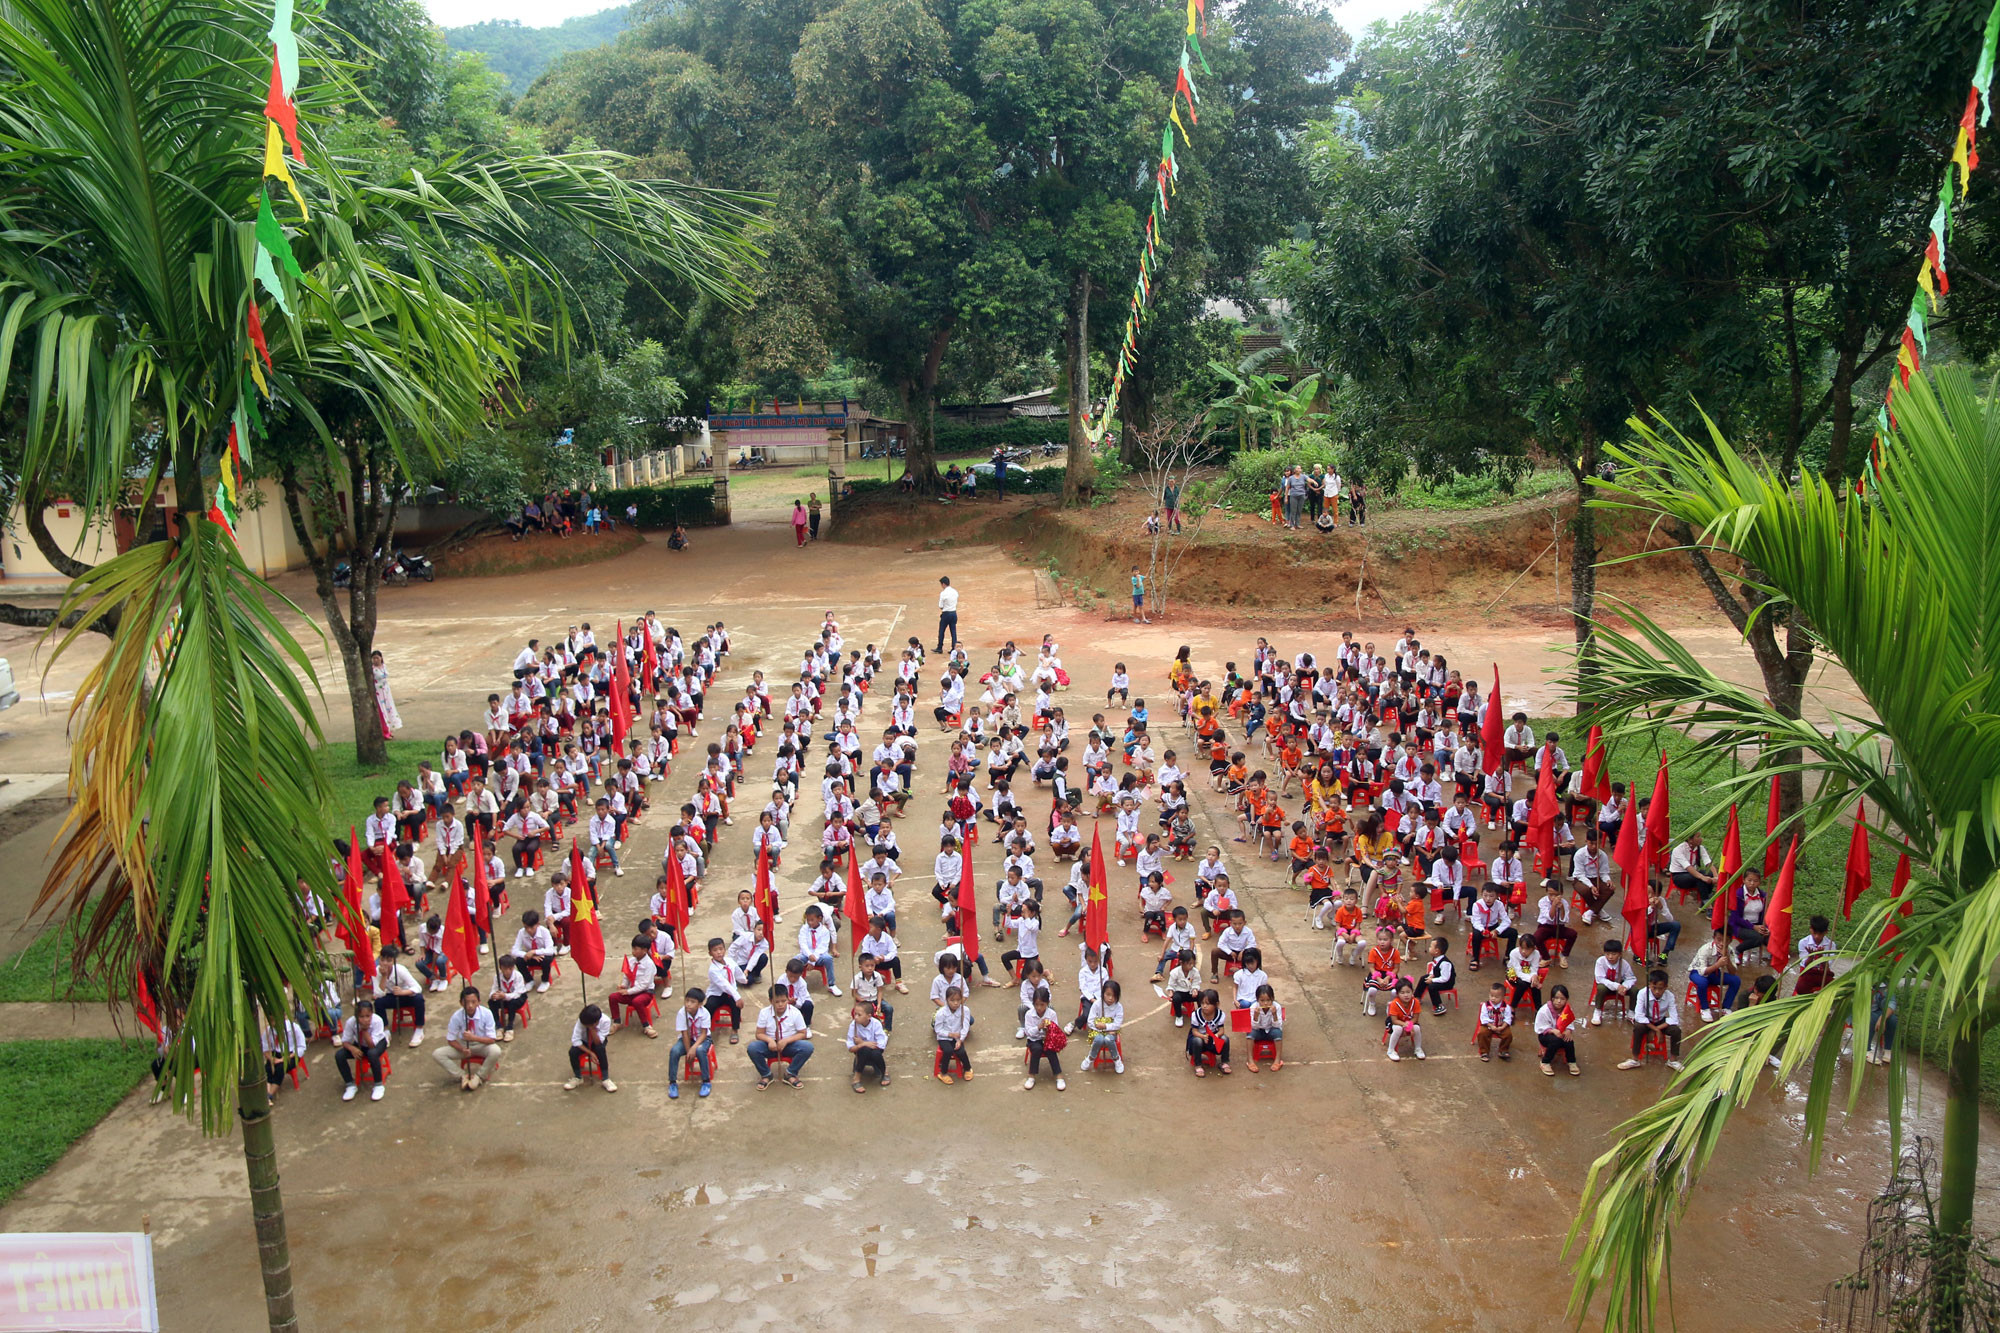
top-left (1162, 125), bottom-right (1175, 164)
top-left (1188, 30), bottom-right (1211, 76)
top-left (240, 373), bottom-right (264, 440)
top-left (1907, 300), bottom-right (1929, 356)
top-left (1977, 0), bottom-right (2000, 122)
top-left (255, 190), bottom-right (304, 280)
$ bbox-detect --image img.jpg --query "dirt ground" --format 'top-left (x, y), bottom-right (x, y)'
top-left (0, 512), bottom-right (1992, 1332)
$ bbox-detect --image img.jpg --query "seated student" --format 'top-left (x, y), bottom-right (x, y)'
top-left (372, 946), bottom-right (427, 1047)
top-left (1475, 983), bottom-right (1514, 1062)
top-left (1384, 977), bottom-right (1425, 1061)
top-left (336, 990), bottom-right (389, 1102)
top-left (1081, 979), bottom-right (1126, 1073)
top-left (1186, 987), bottom-right (1231, 1077)
top-left (1326, 887), bottom-right (1366, 964)
top-left (793, 905), bottom-right (842, 996)
top-left (1467, 884), bottom-right (1518, 970)
top-left (749, 984), bottom-right (814, 1089)
top-left (1230, 947), bottom-right (1269, 1011)
top-left (1505, 936), bottom-right (1545, 1015)
top-left (512, 910), bottom-right (559, 990)
top-left (703, 936), bottom-right (746, 1042)
top-left (487, 954), bottom-right (531, 1039)
top-left (998, 898), bottom-right (1043, 979)
top-left (1667, 832), bottom-right (1717, 904)
top-left (931, 986), bottom-right (972, 1084)
top-left (668, 988), bottom-right (715, 1099)
top-left (609, 935), bottom-right (661, 1036)
top-left (1533, 877), bottom-right (1577, 967)
top-left (864, 917), bottom-right (906, 992)
top-left (1363, 926), bottom-right (1402, 1017)
top-left (435, 985), bottom-right (505, 1092)
top-left (1021, 986), bottom-right (1067, 1091)
top-left (1246, 984), bottom-right (1285, 1072)
top-left (1618, 968), bottom-right (1684, 1072)
top-left (262, 1011), bottom-right (308, 1101)
top-left (849, 999), bottom-right (892, 1092)
top-left (1413, 937), bottom-right (1456, 1016)
top-left (1590, 938), bottom-right (1638, 1025)
top-left (1210, 910), bottom-right (1257, 981)
top-left (1795, 915), bottom-right (1836, 996)
top-left (1074, 946), bottom-right (1111, 1034)
top-left (565, 1002), bottom-right (616, 1093)
top-left (1687, 926), bottom-right (1741, 1020)
top-left (1535, 982), bottom-right (1583, 1077)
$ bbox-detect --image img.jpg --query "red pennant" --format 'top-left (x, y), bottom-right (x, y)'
top-left (1713, 805), bottom-right (1741, 932)
top-left (339, 826), bottom-right (376, 984)
top-left (1525, 755), bottom-right (1559, 872)
top-left (134, 968), bottom-right (163, 1042)
top-left (265, 51), bottom-right (303, 161)
top-left (247, 300), bottom-right (273, 369)
top-left (1767, 835), bottom-right (1799, 969)
top-left (1840, 800), bottom-right (1871, 919)
top-left (1579, 724), bottom-right (1611, 801)
top-left (663, 843), bottom-right (691, 952)
top-left (379, 847), bottom-right (410, 932)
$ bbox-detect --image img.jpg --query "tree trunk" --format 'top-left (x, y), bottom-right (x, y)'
top-left (236, 1063), bottom-right (298, 1332)
top-left (1823, 343), bottom-right (1859, 488)
top-left (899, 325), bottom-right (953, 494)
top-left (1933, 1025), bottom-right (1984, 1328)
top-left (1116, 377), bottom-right (1151, 468)
top-left (280, 465), bottom-right (387, 767)
top-left (1062, 269), bottom-right (1094, 506)
top-left (1567, 431), bottom-right (1600, 717)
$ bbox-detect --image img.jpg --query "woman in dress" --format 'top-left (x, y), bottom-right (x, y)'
top-left (372, 649), bottom-right (402, 737)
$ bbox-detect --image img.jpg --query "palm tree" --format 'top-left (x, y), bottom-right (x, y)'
top-left (0, 2), bottom-right (759, 1328)
top-left (1566, 366), bottom-right (2000, 1331)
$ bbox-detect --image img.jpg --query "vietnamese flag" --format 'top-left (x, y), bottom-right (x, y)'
top-left (1479, 665), bottom-right (1504, 775)
top-left (442, 864), bottom-right (481, 982)
top-left (1612, 785), bottom-right (1644, 890)
top-left (1524, 755), bottom-right (1559, 872)
top-left (1641, 752), bottom-right (1671, 873)
top-left (1579, 724), bottom-right (1610, 802)
top-left (1084, 821), bottom-right (1111, 955)
top-left (568, 838), bottom-right (606, 978)
top-left (1880, 854), bottom-right (1912, 946)
top-left (844, 846), bottom-right (868, 957)
top-left (379, 846), bottom-right (411, 934)
top-left (472, 825), bottom-right (499, 920)
top-left (1762, 773), bottom-right (1784, 877)
top-left (134, 967), bottom-right (164, 1042)
top-left (642, 627), bottom-right (659, 698)
top-left (1713, 805), bottom-right (1742, 931)
top-left (1767, 834), bottom-right (1799, 969)
top-left (1840, 800), bottom-right (1872, 919)
top-left (663, 843), bottom-right (692, 952)
top-left (610, 621), bottom-right (634, 752)
top-left (754, 843), bottom-right (777, 949)
top-left (958, 835), bottom-right (981, 965)
top-left (339, 827), bottom-right (376, 984)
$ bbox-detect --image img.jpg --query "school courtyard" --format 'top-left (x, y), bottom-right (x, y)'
top-left (1, 517), bottom-right (1994, 1331)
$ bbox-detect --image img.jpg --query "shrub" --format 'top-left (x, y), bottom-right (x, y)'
top-left (933, 418), bottom-right (1064, 457)
top-left (595, 482), bottom-right (720, 527)
top-left (1214, 435), bottom-right (1342, 510)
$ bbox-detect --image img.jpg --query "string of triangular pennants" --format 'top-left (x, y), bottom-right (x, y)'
top-left (211, 0), bottom-right (307, 538)
top-left (1084, 0), bottom-right (1212, 445)
top-left (1867, 0), bottom-right (2000, 492)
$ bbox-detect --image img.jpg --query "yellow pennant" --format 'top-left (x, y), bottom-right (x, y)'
top-left (1918, 261), bottom-right (1938, 311)
top-left (1186, 0), bottom-right (1197, 34)
top-left (1954, 127), bottom-right (1973, 192)
top-left (264, 120), bottom-right (309, 219)
top-left (1170, 104), bottom-right (1191, 147)
top-left (247, 355), bottom-right (269, 396)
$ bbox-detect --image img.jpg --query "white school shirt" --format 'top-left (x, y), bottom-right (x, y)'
top-left (543, 886), bottom-right (571, 924)
top-left (1427, 859), bottom-right (1465, 894)
top-left (705, 958), bottom-right (742, 1000)
top-left (676, 1005), bottom-right (713, 1040)
top-left (756, 1005), bottom-right (808, 1044)
top-left (932, 1006), bottom-right (972, 1042)
top-left (513, 926), bottom-right (556, 958)
top-left (1022, 1007), bottom-right (1057, 1041)
top-left (1216, 925), bottom-right (1256, 954)
top-left (1077, 962), bottom-right (1110, 1004)
top-left (864, 932), bottom-right (899, 963)
top-left (1635, 987), bottom-right (1680, 1027)
top-left (864, 886), bottom-right (896, 917)
top-left (1134, 848), bottom-right (1165, 880)
top-left (1139, 883), bottom-right (1173, 914)
top-left (1014, 917), bottom-right (1042, 958)
top-left (797, 923), bottom-right (833, 958)
top-left (1231, 968), bottom-right (1267, 1008)
top-left (1571, 847), bottom-right (1611, 885)
top-left (340, 1013), bottom-right (386, 1047)
top-left (365, 812), bottom-right (396, 847)
top-left (1164, 921), bottom-right (1196, 953)
top-left (849, 1017), bottom-right (890, 1050)
top-left (571, 1013), bottom-right (613, 1047)
top-left (588, 814), bottom-right (618, 846)
top-left (1479, 1000), bottom-right (1513, 1028)
top-left (1668, 841), bottom-right (1713, 874)
top-left (1470, 898), bottom-right (1512, 932)
top-left (1088, 998), bottom-right (1125, 1033)
top-left (490, 968), bottom-right (529, 1002)
top-left (445, 1005), bottom-right (498, 1045)
top-left (1593, 955), bottom-right (1637, 993)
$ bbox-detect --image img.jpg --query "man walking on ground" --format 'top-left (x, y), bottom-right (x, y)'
top-left (937, 576), bottom-right (960, 653)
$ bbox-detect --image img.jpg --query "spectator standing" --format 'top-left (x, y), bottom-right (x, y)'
top-left (937, 577), bottom-right (960, 652)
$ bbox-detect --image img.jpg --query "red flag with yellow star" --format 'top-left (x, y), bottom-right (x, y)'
top-left (568, 838), bottom-right (606, 977)
top-left (1085, 821), bottom-right (1111, 955)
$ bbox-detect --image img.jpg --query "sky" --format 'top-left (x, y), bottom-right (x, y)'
top-left (420, 0), bottom-right (1428, 36)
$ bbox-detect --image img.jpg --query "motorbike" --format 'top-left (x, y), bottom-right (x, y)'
top-left (1039, 440), bottom-right (1065, 457)
top-left (332, 548), bottom-right (434, 588)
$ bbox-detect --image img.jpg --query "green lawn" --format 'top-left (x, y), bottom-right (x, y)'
top-left (0, 918), bottom-right (107, 1003)
top-left (1541, 713), bottom-right (2000, 1105)
top-left (319, 739), bottom-right (437, 843)
top-left (0, 1039), bottom-right (154, 1205)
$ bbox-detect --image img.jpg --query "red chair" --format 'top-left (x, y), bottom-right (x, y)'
top-left (1080, 1034), bottom-right (1124, 1071)
top-left (574, 1047), bottom-right (604, 1083)
top-left (1636, 1030), bottom-right (1671, 1065)
top-left (1250, 1036), bottom-right (1278, 1063)
top-left (357, 1053), bottom-right (393, 1085)
top-left (1471, 933), bottom-right (1504, 966)
top-left (804, 960), bottom-right (835, 992)
top-left (1459, 836), bottom-right (1487, 881)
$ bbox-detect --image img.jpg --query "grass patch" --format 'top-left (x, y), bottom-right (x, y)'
top-left (319, 739), bottom-right (437, 843)
top-left (0, 1039), bottom-right (153, 1205)
top-left (1395, 469), bottom-right (1570, 511)
top-left (0, 919), bottom-right (107, 1003)
top-left (1541, 713), bottom-right (2000, 1107)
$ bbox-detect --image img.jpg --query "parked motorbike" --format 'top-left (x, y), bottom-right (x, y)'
top-left (1039, 440), bottom-right (1065, 457)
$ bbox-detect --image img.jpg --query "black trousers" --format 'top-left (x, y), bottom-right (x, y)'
top-left (937, 610), bottom-right (959, 651)
top-left (336, 1039), bottom-right (387, 1084)
top-left (570, 1038), bottom-right (608, 1077)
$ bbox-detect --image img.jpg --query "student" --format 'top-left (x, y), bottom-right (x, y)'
top-left (668, 980), bottom-right (716, 1096)
top-left (1619, 968), bottom-right (1685, 1071)
top-left (1505, 936), bottom-right (1544, 1014)
top-left (1645, 886), bottom-right (1681, 962)
top-left (1667, 832), bottom-right (1717, 904)
top-left (1210, 910), bottom-right (1256, 981)
top-left (512, 910), bottom-right (559, 990)
top-left (1108, 663), bottom-right (1131, 707)
top-left (1687, 927), bottom-right (1740, 1020)
top-left (1075, 946), bottom-right (1111, 1033)
top-left (1467, 885), bottom-right (1517, 971)
top-left (262, 1011), bottom-right (308, 1101)
top-left (1535, 983), bottom-right (1582, 1076)
top-left (1795, 915), bottom-right (1836, 996)
top-left (1384, 978), bottom-right (1425, 1061)
top-left (864, 917), bottom-right (907, 992)
top-left (564, 1002), bottom-right (616, 1093)
top-left (1363, 927), bottom-right (1401, 1017)
top-left (1231, 946), bottom-right (1269, 1011)
top-left (1187, 987), bottom-right (1231, 1076)
top-left (436, 985), bottom-right (504, 1092)
top-left (1329, 887), bottom-right (1366, 965)
top-left (999, 899), bottom-right (1042, 978)
top-left (1021, 987), bottom-right (1067, 1091)
top-left (1165, 949), bottom-right (1202, 1025)
top-left (1082, 979), bottom-right (1126, 1073)
top-left (1533, 877), bottom-right (1577, 968)
top-left (1246, 983), bottom-right (1284, 1072)
top-left (335, 991), bottom-right (389, 1101)
top-left (851, 952), bottom-right (894, 1033)
top-left (844, 999), bottom-right (890, 1092)
top-left (703, 936), bottom-right (745, 1042)
top-left (1475, 983), bottom-right (1514, 1062)
top-left (608, 935), bottom-right (661, 1036)
top-left (372, 946), bottom-right (427, 1047)
top-left (932, 987), bottom-right (972, 1084)
top-left (487, 954), bottom-right (531, 1039)
top-left (1413, 937), bottom-right (1456, 1016)
top-left (793, 905), bottom-right (842, 996)
top-left (749, 985), bottom-right (813, 1089)
top-left (1590, 939), bottom-right (1638, 1025)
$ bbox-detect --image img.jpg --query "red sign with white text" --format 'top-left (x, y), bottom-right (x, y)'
top-left (0, 1234), bottom-right (158, 1332)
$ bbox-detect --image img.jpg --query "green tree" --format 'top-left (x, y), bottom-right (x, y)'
top-left (0, 4), bottom-right (756, 1328)
top-left (1569, 367), bottom-right (2000, 1332)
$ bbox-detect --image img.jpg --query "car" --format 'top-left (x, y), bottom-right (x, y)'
top-left (0, 658), bottom-right (17, 711)
top-left (969, 461), bottom-right (1033, 483)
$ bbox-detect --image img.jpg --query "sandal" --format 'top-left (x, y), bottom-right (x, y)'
top-left (880, 1074), bottom-right (891, 1086)
top-left (851, 1079), bottom-right (865, 1093)
top-left (1193, 1065), bottom-right (1207, 1078)
top-left (784, 1074), bottom-right (804, 1089)
top-left (1219, 1062), bottom-right (1232, 1075)
top-left (757, 1076), bottom-right (774, 1090)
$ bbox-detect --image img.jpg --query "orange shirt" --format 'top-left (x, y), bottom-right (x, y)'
top-left (1366, 945), bottom-right (1400, 973)
top-left (1278, 742), bottom-right (1303, 770)
top-left (1225, 763), bottom-right (1248, 788)
top-left (1289, 835), bottom-right (1315, 862)
top-left (1403, 898), bottom-right (1427, 933)
top-left (1260, 803), bottom-right (1285, 829)
top-left (1333, 903), bottom-right (1363, 932)
top-left (1323, 806), bottom-right (1349, 835)
top-left (1387, 997), bottom-right (1420, 1025)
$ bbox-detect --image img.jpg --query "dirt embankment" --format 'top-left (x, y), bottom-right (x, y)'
top-left (430, 527), bottom-right (644, 579)
top-left (832, 486), bottom-right (1712, 629)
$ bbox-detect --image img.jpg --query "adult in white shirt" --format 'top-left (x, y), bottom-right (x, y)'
top-left (750, 986), bottom-right (814, 1088)
top-left (935, 576), bottom-right (961, 653)
top-left (1618, 969), bottom-right (1684, 1070)
top-left (434, 986), bottom-right (505, 1090)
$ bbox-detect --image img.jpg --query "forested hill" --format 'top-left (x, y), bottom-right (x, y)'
top-left (444, 7), bottom-right (629, 94)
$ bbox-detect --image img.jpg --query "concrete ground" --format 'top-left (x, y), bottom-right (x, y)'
top-left (0, 516), bottom-right (1991, 1332)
